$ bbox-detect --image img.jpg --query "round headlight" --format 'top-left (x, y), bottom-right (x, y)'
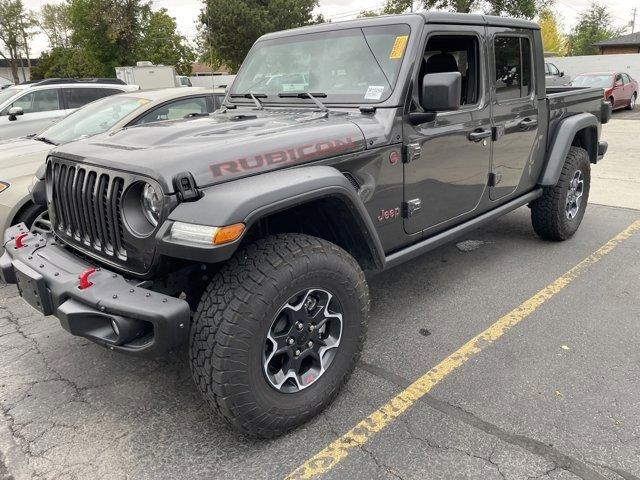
top-left (141, 183), bottom-right (162, 226)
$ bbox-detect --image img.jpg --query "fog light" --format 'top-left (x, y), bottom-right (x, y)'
top-left (111, 319), bottom-right (120, 337)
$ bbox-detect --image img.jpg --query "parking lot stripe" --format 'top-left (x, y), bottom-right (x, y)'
top-left (286, 220), bottom-right (640, 480)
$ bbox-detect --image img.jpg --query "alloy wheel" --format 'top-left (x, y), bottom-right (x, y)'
top-left (565, 170), bottom-right (584, 220)
top-left (263, 288), bottom-right (343, 393)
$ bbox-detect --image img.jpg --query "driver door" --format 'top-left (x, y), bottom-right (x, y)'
top-left (403, 26), bottom-right (492, 235)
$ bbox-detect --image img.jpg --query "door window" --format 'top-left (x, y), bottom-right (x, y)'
top-left (420, 34), bottom-right (481, 107)
top-left (63, 88), bottom-right (123, 109)
top-left (548, 63), bottom-right (559, 75)
top-left (134, 96), bottom-right (208, 124)
top-left (11, 89), bottom-right (61, 113)
top-left (494, 36), bottom-right (533, 101)
top-left (622, 73), bottom-right (631, 84)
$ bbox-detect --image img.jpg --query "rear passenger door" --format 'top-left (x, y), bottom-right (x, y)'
top-left (488, 29), bottom-right (540, 200)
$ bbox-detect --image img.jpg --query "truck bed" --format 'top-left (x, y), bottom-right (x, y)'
top-left (545, 86), bottom-right (610, 145)
top-left (546, 86), bottom-right (606, 118)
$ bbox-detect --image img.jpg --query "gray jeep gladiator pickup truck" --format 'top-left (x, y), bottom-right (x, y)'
top-left (1, 12), bottom-right (610, 438)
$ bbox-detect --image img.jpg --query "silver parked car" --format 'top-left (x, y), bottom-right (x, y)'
top-left (545, 62), bottom-right (570, 86)
top-left (0, 87), bottom-right (226, 240)
top-left (0, 78), bottom-right (139, 141)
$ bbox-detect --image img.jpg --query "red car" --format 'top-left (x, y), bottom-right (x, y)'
top-left (572, 72), bottom-right (637, 110)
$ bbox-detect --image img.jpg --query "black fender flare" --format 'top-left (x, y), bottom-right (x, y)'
top-left (157, 166), bottom-right (385, 269)
top-left (539, 113), bottom-right (599, 186)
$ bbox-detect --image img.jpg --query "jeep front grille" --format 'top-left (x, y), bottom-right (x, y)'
top-left (50, 160), bottom-right (127, 260)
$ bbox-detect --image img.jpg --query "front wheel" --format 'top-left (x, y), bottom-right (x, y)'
top-left (530, 146), bottom-right (590, 241)
top-left (189, 234), bottom-right (369, 438)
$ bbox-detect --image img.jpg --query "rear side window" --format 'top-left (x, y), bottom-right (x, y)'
top-left (64, 88), bottom-right (122, 109)
top-left (622, 73), bottom-right (631, 84)
top-left (12, 89), bottom-right (61, 113)
top-left (134, 96), bottom-right (208, 125)
top-left (494, 36), bottom-right (533, 101)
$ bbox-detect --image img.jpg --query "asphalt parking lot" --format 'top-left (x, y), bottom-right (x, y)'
top-left (1, 111), bottom-right (639, 480)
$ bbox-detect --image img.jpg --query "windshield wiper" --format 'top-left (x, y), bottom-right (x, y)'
top-left (33, 136), bottom-right (57, 146)
top-left (278, 92), bottom-right (328, 112)
top-left (229, 92), bottom-right (267, 110)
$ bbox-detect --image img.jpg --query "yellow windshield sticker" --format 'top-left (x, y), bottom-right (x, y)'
top-left (389, 35), bottom-right (409, 59)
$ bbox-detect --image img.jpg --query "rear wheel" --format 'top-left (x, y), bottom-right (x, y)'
top-left (189, 233), bottom-right (369, 438)
top-left (530, 146), bottom-right (590, 241)
top-left (626, 93), bottom-right (637, 110)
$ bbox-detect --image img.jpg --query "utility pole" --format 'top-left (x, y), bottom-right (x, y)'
top-left (410, 0), bottom-right (414, 12)
top-left (632, 7), bottom-right (637, 33)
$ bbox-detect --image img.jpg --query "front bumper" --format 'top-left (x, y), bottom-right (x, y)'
top-left (1, 224), bottom-right (190, 357)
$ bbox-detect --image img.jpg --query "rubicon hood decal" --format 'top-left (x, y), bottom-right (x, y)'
top-left (210, 136), bottom-right (359, 179)
top-left (53, 110), bottom-right (367, 192)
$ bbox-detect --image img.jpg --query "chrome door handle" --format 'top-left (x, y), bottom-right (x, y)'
top-left (519, 118), bottom-right (538, 130)
top-left (468, 129), bottom-right (492, 142)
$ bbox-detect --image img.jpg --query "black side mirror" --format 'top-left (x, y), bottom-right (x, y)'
top-left (560, 71), bottom-right (565, 77)
top-left (7, 106), bottom-right (23, 121)
top-left (409, 72), bottom-right (462, 125)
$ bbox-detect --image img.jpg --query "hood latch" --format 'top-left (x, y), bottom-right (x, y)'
top-left (174, 172), bottom-right (200, 202)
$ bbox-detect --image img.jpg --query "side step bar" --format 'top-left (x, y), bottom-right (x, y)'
top-left (384, 189), bottom-right (543, 270)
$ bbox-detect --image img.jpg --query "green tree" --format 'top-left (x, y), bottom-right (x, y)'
top-left (39, 3), bottom-right (73, 49)
top-left (361, 0), bottom-right (549, 18)
top-left (539, 7), bottom-right (566, 55)
top-left (0, 0), bottom-right (33, 83)
top-left (199, 0), bottom-right (321, 72)
top-left (567, 2), bottom-right (622, 56)
top-left (138, 8), bottom-right (195, 75)
top-left (30, 46), bottom-right (104, 80)
top-left (68, 0), bottom-right (151, 76)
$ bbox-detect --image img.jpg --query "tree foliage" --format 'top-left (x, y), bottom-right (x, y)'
top-left (539, 7), bottom-right (566, 55)
top-left (199, 0), bottom-right (322, 72)
top-left (39, 3), bottom-right (72, 49)
top-left (34, 0), bottom-right (195, 79)
top-left (137, 8), bottom-right (195, 75)
top-left (68, 0), bottom-right (151, 76)
top-left (360, 0), bottom-right (549, 19)
top-left (567, 2), bottom-right (622, 56)
top-left (30, 47), bottom-right (104, 80)
top-left (0, 0), bottom-right (35, 83)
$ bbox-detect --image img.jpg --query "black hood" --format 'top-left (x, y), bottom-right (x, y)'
top-left (52, 109), bottom-right (369, 193)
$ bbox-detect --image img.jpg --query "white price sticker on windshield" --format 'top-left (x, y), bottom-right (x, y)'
top-left (364, 86), bottom-right (385, 100)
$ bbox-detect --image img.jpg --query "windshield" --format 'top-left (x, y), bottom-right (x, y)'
top-left (0, 87), bottom-right (21, 106)
top-left (39, 95), bottom-right (150, 144)
top-left (231, 24), bottom-right (411, 104)
top-left (572, 75), bottom-right (613, 88)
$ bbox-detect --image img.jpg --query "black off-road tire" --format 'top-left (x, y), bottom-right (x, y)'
top-left (12, 203), bottom-right (46, 231)
top-left (189, 233), bottom-right (369, 438)
top-left (531, 146), bottom-right (590, 241)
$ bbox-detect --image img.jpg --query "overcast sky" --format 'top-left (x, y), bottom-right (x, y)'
top-left (25, 0), bottom-right (640, 57)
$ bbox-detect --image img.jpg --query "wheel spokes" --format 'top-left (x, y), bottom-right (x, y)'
top-left (263, 288), bottom-right (343, 393)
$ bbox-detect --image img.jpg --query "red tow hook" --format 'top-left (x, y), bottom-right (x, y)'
top-left (14, 233), bottom-right (28, 249)
top-left (78, 268), bottom-right (96, 290)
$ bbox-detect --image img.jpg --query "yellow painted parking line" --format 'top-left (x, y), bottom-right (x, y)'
top-left (286, 220), bottom-right (640, 480)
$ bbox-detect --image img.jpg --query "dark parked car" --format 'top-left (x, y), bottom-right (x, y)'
top-left (572, 72), bottom-right (638, 110)
top-left (2, 12), bottom-right (610, 438)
